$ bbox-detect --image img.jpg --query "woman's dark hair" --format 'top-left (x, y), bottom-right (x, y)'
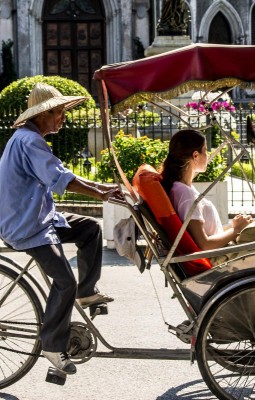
top-left (160, 129), bottom-right (206, 193)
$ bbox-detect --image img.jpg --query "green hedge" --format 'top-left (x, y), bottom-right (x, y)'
top-left (0, 75), bottom-right (96, 163)
top-left (231, 161), bottom-right (255, 182)
top-left (0, 75), bottom-right (95, 113)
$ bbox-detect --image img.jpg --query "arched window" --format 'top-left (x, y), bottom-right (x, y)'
top-left (208, 11), bottom-right (232, 44)
top-left (42, 0), bottom-right (106, 96)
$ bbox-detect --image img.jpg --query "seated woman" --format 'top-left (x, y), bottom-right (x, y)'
top-left (159, 129), bottom-right (252, 257)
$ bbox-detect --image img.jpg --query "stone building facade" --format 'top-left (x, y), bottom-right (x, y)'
top-left (0, 0), bottom-right (255, 94)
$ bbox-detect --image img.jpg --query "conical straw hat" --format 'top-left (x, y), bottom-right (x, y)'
top-left (13, 82), bottom-right (87, 128)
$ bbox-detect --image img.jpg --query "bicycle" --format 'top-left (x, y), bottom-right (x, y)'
top-left (2, 195), bottom-right (255, 399)
top-left (0, 235), bottom-right (192, 389)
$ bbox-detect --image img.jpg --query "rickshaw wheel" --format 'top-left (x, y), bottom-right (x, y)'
top-left (196, 282), bottom-right (255, 400)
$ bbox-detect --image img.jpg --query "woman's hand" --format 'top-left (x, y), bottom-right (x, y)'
top-left (232, 214), bottom-right (253, 234)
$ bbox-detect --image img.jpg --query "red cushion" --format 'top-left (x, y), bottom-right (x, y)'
top-left (132, 164), bottom-right (212, 276)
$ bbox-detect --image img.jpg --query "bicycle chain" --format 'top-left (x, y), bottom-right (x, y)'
top-left (0, 320), bottom-right (42, 357)
top-left (0, 345), bottom-right (42, 357)
top-left (0, 320), bottom-right (41, 326)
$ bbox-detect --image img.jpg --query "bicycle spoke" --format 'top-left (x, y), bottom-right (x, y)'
top-left (0, 264), bottom-right (43, 388)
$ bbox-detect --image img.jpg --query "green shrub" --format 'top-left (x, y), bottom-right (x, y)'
top-left (0, 75), bottom-right (95, 113)
top-left (211, 124), bottom-right (223, 148)
top-left (0, 75), bottom-right (96, 163)
top-left (195, 124), bottom-right (227, 182)
top-left (97, 131), bottom-right (168, 182)
top-left (125, 109), bottom-right (160, 127)
top-left (194, 152), bottom-right (227, 182)
top-left (231, 161), bottom-right (255, 182)
top-left (96, 130), bottom-right (228, 183)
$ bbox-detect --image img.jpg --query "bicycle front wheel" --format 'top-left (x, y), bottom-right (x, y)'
top-left (0, 263), bottom-right (43, 389)
top-left (196, 282), bottom-right (255, 400)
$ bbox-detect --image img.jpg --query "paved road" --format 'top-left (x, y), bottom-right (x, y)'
top-left (0, 242), bottom-right (217, 400)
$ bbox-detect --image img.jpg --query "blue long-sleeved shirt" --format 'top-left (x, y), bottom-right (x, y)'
top-left (0, 121), bottom-right (75, 250)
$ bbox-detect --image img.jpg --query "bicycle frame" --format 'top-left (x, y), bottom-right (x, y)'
top-left (0, 244), bottom-right (191, 361)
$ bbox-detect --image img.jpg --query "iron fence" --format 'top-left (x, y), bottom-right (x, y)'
top-left (1, 102), bottom-right (255, 214)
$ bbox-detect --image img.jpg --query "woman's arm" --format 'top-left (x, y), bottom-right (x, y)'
top-left (188, 214), bottom-right (252, 250)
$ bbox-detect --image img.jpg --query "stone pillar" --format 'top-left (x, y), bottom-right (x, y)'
top-left (145, 35), bottom-right (192, 56)
top-left (132, 0), bottom-right (150, 56)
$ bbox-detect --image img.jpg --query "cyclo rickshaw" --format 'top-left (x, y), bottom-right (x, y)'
top-left (1, 43), bottom-right (255, 399)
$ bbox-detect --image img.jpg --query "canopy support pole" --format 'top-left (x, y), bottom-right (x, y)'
top-left (96, 80), bottom-right (138, 201)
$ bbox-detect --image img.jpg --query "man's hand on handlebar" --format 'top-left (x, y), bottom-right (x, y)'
top-left (98, 184), bottom-right (124, 202)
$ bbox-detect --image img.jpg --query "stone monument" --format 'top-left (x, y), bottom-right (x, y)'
top-left (145, 0), bottom-right (192, 56)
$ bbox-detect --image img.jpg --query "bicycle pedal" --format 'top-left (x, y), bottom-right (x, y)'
top-left (89, 303), bottom-right (108, 318)
top-left (45, 367), bottom-right (66, 385)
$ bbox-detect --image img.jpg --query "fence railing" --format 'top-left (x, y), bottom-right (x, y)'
top-left (1, 102), bottom-right (255, 214)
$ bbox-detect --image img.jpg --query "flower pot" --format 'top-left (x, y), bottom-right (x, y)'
top-left (103, 200), bottom-right (131, 249)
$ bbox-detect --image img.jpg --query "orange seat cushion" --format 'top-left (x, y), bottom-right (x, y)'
top-left (132, 164), bottom-right (212, 277)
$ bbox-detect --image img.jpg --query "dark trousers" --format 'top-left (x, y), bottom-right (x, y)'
top-left (25, 212), bottom-right (102, 352)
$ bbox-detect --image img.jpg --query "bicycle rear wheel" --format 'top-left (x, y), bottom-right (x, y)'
top-left (196, 282), bottom-right (255, 399)
top-left (0, 263), bottom-right (43, 389)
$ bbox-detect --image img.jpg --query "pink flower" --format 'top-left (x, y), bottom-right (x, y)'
top-left (185, 100), bottom-right (235, 113)
top-left (185, 102), bottom-right (199, 109)
top-left (211, 101), bottom-right (221, 111)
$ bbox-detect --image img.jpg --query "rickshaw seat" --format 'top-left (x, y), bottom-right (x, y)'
top-left (135, 201), bottom-right (189, 281)
top-left (132, 164), bottom-right (212, 277)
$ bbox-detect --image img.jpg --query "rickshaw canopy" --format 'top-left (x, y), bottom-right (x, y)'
top-left (93, 43), bottom-right (255, 112)
top-left (93, 43), bottom-right (255, 202)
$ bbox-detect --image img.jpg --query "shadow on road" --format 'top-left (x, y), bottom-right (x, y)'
top-left (102, 247), bottom-right (134, 266)
top-left (157, 378), bottom-right (214, 399)
top-left (69, 247), bottom-right (135, 268)
top-left (0, 394), bottom-right (19, 400)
